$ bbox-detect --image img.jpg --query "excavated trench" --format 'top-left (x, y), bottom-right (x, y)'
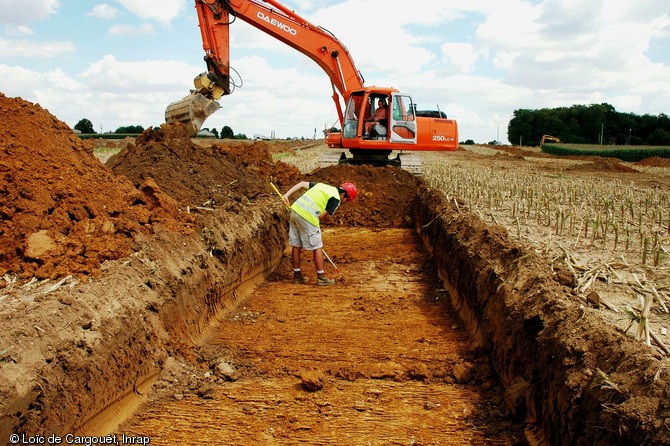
top-left (3, 105), bottom-right (670, 445)
top-left (4, 179), bottom-right (670, 445)
top-left (97, 185), bottom-right (670, 445)
top-left (116, 226), bottom-right (523, 444)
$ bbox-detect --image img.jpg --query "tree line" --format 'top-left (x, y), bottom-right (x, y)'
top-left (73, 119), bottom-right (248, 139)
top-left (507, 103), bottom-right (670, 147)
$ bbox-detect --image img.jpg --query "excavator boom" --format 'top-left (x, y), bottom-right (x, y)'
top-left (166, 0), bottom-right (364, 135)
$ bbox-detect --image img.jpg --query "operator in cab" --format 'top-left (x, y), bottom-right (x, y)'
top-left (364, 97), bottom-right (388, 136)
top-left (281, 181), bottom-right (358, 286)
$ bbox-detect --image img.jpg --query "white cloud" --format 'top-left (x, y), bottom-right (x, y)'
top-left (4, 25), bottom-right (35, 36)
top-left (0, 37), bottom-right (74, 57)
top-left (201, 55), bottom-right (336, 137)
top-left (2, 55), bottom-right (200, 132)
top-left (87, 4), bottom-right (119, 20)
top-left (108, 23), bottom-right (156, 37)
top-left (2, 0), bottom-right (669, 143)
top-left (0, 0), bottom-right (59, 25)
top-left (440, 43), bottom-right (478, 74)
top-left (0, 64), bottom-right (81, 105)
top-left (81, 55), bottom-right (198, 92)
top-left (116, 0), bottom-right (186, 25)
top-left (0, 64), bottom-right (45, 97)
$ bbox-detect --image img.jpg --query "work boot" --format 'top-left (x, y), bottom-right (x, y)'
top-left (293, 273), bottom-right (309, 284)
top-left (316, 276), bottom-right (335, 286)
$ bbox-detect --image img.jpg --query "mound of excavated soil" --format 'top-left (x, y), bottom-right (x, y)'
top-left (0, 90), bottom-right (421, 282)
top-left (635, 156), bottom-right (670, 167)
top-left (106, 125), bottom-right (302, 212)
top-left (566, 157), bottom-right (638, 173)
top-left (306, 164), bottom-right (422, 228)
top-left (0, 94), bottom-right (189, 280)
top-left (106, 128), bottom-right (417, 229)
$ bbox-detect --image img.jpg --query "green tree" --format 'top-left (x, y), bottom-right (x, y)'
top-left (658, 113), bottom-right (670, 132)
top-left (75, 118), bottom-right (95, 134)
top-left (115, 125), bottom-right (144, 134)
top-left (507, 109), bottom-right (535, 145)
top-left (648, 128), bottom-right (670, 146)
top-left (220, 125), bottom-right (234, 139)
top-left (507, 103), bottom-right (670, 146)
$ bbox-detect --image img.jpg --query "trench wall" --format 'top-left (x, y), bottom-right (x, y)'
top-left (1, 202), bottom-right (288, 439)
top-left (414, 185), bottom-right (670, 446)
top-left (7, 182), bottom-right (670, 445)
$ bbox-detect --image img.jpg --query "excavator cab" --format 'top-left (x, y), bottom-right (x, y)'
top-left (342, 93), bottom-right (364, 138)
top-left (364, 95), bottom-right (389, 139)
top-left (325, 88), bottom-right (421, 173)
top-left (341, 90), bottom-right (419, 143)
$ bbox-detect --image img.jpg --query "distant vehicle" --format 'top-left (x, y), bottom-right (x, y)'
top-left (540, 135), bottom-right (561, 145)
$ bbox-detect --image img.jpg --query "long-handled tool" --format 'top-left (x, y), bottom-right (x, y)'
top-left (270, 181), bottom-right (290, 211)
top-left (322, 249), bottom-right (340, 274)
top-left (269, 182), bottom-right (340, 273)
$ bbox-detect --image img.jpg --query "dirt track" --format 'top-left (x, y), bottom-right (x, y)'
top-left (3, 93), bottom-right (670, 445)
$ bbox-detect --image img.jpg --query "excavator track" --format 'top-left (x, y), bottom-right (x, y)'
top-left (317, 150), bottom-right (423, 176)
top-left (317, 150), bottom-right (346, 168)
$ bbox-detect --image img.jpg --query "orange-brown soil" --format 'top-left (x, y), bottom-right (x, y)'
top-left (2, 93), bottom-right (670, 445)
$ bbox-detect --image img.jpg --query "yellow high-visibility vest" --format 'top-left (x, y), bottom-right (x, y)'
top-left (291, 183), bottom-right (339, 226)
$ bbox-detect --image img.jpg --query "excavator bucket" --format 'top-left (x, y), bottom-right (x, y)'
top-left (165, 93), bottom-right (221, 137)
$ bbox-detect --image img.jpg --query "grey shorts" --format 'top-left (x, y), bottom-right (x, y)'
top-left (288, 212), bottom-right (323, 250)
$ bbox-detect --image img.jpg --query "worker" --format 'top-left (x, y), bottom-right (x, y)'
top-left (364, 97), bottom-right (388, 136)
top-left (282, 181), bottom-right (358, 286)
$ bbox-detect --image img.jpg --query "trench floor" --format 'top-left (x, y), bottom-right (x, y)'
top-left (120, 228), bottom-right (522, 444)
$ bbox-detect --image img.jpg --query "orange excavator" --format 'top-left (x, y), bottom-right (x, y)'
top-left (165, 0), bottom-right (459, 173)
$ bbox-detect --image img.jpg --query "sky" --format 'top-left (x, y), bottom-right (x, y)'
top-left (1, 0), bottom-right (669, 144)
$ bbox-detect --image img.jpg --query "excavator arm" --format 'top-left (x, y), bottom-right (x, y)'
top-left (540, 135), bottom-right (561, 145)
top-left (166, 0), bottom-right (365, 135)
